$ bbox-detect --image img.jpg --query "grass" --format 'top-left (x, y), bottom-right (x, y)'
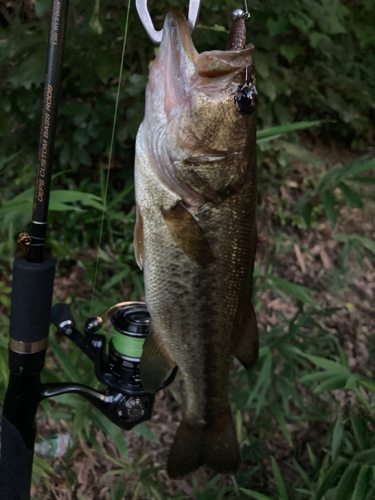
top-left (1, 125), bottom-right (374, 499)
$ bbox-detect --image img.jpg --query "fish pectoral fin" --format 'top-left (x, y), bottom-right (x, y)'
top-left (134, 203), bottom-right (145, 270)
top-left (233, 304), bottom-right (259, 370)
top-left (139, 328), bottom-right (176, 393)
top-left (161, 201), bottom-right (215, 268)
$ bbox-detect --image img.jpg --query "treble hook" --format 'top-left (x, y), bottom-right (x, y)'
top-left (135, 0), bottom-right (201, 44)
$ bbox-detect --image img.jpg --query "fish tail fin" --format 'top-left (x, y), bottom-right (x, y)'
top-left (167, 420), bottom-right (205, 479)
top-left (167, 406), bottom-right (240, 479)
top-left (202, 405), bottom-right (240, 474)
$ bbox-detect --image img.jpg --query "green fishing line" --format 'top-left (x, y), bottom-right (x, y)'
top-left (112, 332), bottom-right (145, 358)
top-left (90, 0), bottom-right (132, 316)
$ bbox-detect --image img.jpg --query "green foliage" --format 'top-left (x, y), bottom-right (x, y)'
top-left (294, 155), bottom-right (375, 228)
top-left (0, 0), bottom-right (374, 499)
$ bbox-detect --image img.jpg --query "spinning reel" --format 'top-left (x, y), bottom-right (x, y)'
top-left (46, 302), bottom-right (177, 430)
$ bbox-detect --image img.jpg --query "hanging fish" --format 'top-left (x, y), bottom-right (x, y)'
top-left (134, 7), bottom-right (258, 478)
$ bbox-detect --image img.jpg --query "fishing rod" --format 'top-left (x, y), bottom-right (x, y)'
top-left (0, 0), bottom-right (204, 497)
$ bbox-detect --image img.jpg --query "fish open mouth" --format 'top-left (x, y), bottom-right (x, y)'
top-left (159, 8), bottom-right (254, 84)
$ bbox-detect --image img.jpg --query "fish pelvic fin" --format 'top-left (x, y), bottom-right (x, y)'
top-left (233, 303), bottom-right (259, 371)
top-left (167, 405), bottom-right (240, 479)
top-left (139, 327), bottom-right (176, 393)
top-left (134, 203), bottom-right (145, 270)
top-left (161, 201), bottom-right (215, 268)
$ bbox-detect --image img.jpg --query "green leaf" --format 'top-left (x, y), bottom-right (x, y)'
top-left (352, 242), bottom-right (363, 267)
top-left (331, 411), bottom-right (344, 461)
top-left (334, 234), bottom-right (375, 256)
top-left (331, 462), bottom-right (361, 500)
top-left (301, 204), bottom-right (312, 227)
top-left (315, 165), bottom-right (342, 193)
top-left (350, 176), bottom-right (375, 184)
top-left (299, 353), bottom-right (350, 373)
top-left (89, 409), bottom-right (129, 460)
top-left (261, 80), bottom-right (277, 101)
top-left (315, 459), bottom-right (348, 500)
top-left (337, 156), bottom-right (375, 181)
top-left (95, 51), bottom-right (120, 83)
top-left (32, 455), bottom-right (56, 483)
top-left (245, 349), bottom-right (272, 409)
top-left (299, 371), bottom-right (343, 384)
top-left (133, 423), bottom-right (159, 443)
top-left (252, 51), bottom-right (269, 79)
top-left (307, 444), bottom-right (318, 470)
top-left (50, 190), bottom-right (103, 206)
top-left (102, 268), bottom-right (129, 291)
top-left (350, 410), bottom-right (366, 451)
top-left (257, 121), bottom-right (323, 142)
top-left (353, 449), bottom-right (375, 465)
top-left (266, 274), bottom-right (318, 307)
top-left (0, 106), bottom-right (12, 136)
top-left (274, 407), bottom-right (292, 447)
top-left (35, 0), bottom-right (52, 17)
top-left (350, 465), bottom-right (372, 500)
top-left (271, 457), bottom-right (288, 500)
top-left (279, 44), bottom-right (305, 63)
top-left (309, 31), bottom-right (330, 48)
top-left (358, 378), bottom-right (375, 393)
top-left (49, 336), bottom-right (83, 383)
top-left (11, 53), bottom-right (46, 89)
top-left (340, 240), bottom-right (351, 268)
top-left (314, 374), bottom-right (349, 393)
top-left (292, 458), bottom-right (312, 489)
top-left (89, 0), bottom-right (103, 35)
top-left (338, 182), bottom-right (363, 208)
top-left (240, 489), bottom-right (272, 500)
top-left (321, 190), bottom-right (337, 227)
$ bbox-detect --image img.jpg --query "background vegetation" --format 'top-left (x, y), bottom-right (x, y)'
top-left (0, 0), bottom-right (375, 498)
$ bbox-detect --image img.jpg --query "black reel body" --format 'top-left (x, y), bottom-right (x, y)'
top-left (46, 303), bottom-right (177, 430)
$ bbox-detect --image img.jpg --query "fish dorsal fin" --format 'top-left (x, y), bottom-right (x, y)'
top-left (161, 201), bottom-right (215, 268)
top-left (134, 203), bottom-right (145, 270)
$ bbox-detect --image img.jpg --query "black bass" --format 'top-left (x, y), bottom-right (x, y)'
top-left (134, 8), bottom-right (258, 478)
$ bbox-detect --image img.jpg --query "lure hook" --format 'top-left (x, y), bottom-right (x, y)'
top-left (135, 0), bottom-right (201, 44)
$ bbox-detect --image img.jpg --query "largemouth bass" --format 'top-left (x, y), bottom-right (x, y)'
top-left (134, 8), bottom-right (258, 478)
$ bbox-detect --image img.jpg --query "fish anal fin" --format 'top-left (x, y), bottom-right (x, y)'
top-left (161, 202), bottom-right (215, 268)
top-left (139, 328), bottom-right (176, 393)
top-left (233, 304), bottom-right (259, 370)
top-left (134, 203), bottom-right (145, 270)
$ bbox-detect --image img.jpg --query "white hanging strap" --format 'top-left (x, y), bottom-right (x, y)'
top-left (135, 0), bottom-right (201, 44)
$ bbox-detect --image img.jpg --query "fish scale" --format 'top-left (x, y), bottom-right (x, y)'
top-left (134, 7), bottom-right (258, 478)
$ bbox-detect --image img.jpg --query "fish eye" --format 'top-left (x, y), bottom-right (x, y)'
top-left (235, 86), bottom-right (257, 114)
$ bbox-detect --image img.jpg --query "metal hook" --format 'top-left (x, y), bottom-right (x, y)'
top-left (135, 0), bottom-right (201, 44)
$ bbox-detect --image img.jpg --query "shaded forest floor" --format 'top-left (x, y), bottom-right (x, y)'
top-left (27, 138), bottom-right (375, 499)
